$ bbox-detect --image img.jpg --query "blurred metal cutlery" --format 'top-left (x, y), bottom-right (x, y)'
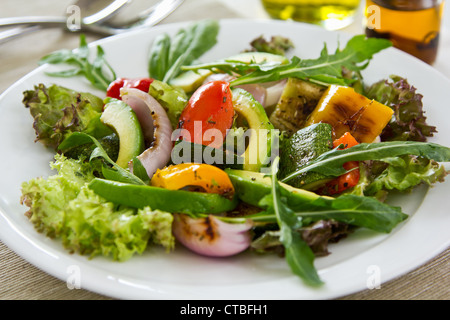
top-left (0, 0), bottom-right (184, 43)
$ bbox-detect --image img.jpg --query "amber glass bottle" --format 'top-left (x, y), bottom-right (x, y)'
top-left (365, 0), bottom-right (444, 64)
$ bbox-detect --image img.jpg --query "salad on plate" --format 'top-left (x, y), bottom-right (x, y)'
top-left (19, 19), bottom-right (450, 287)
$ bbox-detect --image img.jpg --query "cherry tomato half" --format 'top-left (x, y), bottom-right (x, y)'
top-left (176, 81), bottom-right (234, 149)
top-left (323, 161), bottom-right (360, 195)
top-left (106, 77), bottom-right (153, 100)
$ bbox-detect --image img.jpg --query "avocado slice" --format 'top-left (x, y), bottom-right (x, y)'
top-left (100, 98), bottom-right (145, 168)
top-left (169, 69), bottom-right (213, 94)
top-left (225, 169), bottom-right (330, 210)
top-left (278, 123), bottom-right (333, 190)
top-left (231, 88), bottom-right (276, 172)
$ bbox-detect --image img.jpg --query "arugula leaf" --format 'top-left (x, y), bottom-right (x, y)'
top-left (246, 188), bottom-right (407, 233)
top-left (148, 19), bottom-right (219, 83)
top-left (293, 194), bottom-right (407, 233)
top-left (39, 34), bottom-right (116, 91)
top-left (58, 132), bottom-right (146, 185)
top-left (263, 157), bottom-right (323, 287)
top-left (281, 141), bottom-right (450, 183)
top-left (251, 219), bottom-right (352, 257)
top-left (130, 157), bottom-right (151, 184)
top-left (183, 35), bottom-right (392, 87)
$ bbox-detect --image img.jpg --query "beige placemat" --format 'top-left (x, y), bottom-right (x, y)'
top-left (1, 239), bottom-right (448, 300)
top-left (0, 0), bottom-right (449, 300)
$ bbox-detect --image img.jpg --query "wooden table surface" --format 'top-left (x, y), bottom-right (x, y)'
top-left (0, 0), bottom-right (449, 300)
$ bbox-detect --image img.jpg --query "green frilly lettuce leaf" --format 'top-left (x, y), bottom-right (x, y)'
top-left (351, 156), bottom-right (448, 198)
top-left (20, 154), bottom-right (174, 261)
top-left (148, 79), bottom-right (188, 128)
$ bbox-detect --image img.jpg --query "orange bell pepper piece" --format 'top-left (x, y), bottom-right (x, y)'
top-left (323, 132), bottom-right (361, 195)
top-left (333, 131), bottom-right (359, 149)
top-left (150, 163), bottom-right (235, 198)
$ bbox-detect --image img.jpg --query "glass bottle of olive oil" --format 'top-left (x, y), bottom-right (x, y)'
top-left (261, 0), bottom-right (361, 30)
top-left (365, 0), bottom-right (445, 64)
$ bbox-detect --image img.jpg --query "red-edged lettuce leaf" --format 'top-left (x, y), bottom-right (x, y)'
top-left (23, 84), bottom-right (112, 150)
top-left (365, 75), bottom-right (437, 142)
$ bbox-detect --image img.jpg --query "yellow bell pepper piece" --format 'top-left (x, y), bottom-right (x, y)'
top-left (305, 85), bottom-right (394, 143)
top-left (151, 163), bottom-right (235, 198)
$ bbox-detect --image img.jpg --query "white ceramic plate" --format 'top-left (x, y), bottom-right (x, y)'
top-left (0, 19), bottom-right (449, 300)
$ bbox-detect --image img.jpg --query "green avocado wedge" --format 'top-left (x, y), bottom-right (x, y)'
top-left (231, 88), bottom-right (276, 173)
top-left (100, 98), bottom-right (145, 168)
top-left (225, 169), bottom-right (325, 208)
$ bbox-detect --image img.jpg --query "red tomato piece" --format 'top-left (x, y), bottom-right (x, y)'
top-left (176, 81), bottom-right (234, 149)
top-left (106, 77), bottom-right (153, 100)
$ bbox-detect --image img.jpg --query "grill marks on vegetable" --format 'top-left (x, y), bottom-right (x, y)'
top-left (179, 214), bottom-right (218, 243)
top-left (333, 103), bottom-right (371, 138)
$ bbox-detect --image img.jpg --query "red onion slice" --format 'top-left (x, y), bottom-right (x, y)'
top-left (121, 87), bottom-right (173, 179)
top-left (202, 73), bottom-right (288, 108)
top-left (263, 79), bottom-right (286, 108)
top-left (172, 214), bottom-right (253, 257)
top-left (236, 84), bottom-right (267, 107)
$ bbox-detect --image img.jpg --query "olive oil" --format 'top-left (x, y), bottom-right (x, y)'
top-left (365, 0), bottom-right (444, 64)
top-left (261, 0), bottom-right (361, 30)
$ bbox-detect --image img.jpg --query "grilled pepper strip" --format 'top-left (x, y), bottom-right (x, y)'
top-left (88, 178), bottom-right (238, 214)
top-left (151, 163), bottom-right (235, 198)
top-left (322, 132), bottom-right (360, 195)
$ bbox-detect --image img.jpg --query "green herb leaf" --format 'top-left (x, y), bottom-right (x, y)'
top-left (265, 157), bottom-right (323, 287)
top-left (148, 19), bottom-right (219, 82)
top-left (292, 194), bottom-right (408, 233)
top-left (246, 187), bottom-right (407, 234)
top-left (39, 34), bottom-right (116, 91)
top-left (58, 132), bottom-right (146, 185)
top-left (148, 33), bottom-right (172, 82)
top-left (130, 157), bottom-right (150, 184)
top-left (281, 141), bottom-right (450, 183)
top-left (184, 35), bottom-right (391, 87)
